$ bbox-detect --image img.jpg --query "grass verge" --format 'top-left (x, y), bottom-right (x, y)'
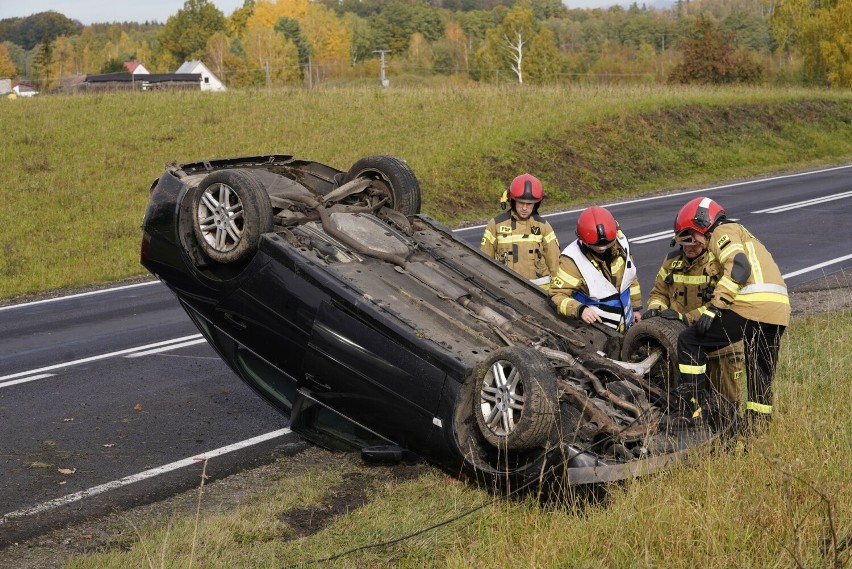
top-left (1, 85), bottom-right (852, 299)
top-left (61, 309), bottom-right (850, 569)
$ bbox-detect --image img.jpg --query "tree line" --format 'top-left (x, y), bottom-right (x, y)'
top-left (0, 0), bottom-right (849, 90)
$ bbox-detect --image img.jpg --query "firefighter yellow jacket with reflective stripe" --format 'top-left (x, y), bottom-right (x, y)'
top-left (648, 247), bottom-right (745, 402)
top-left (549, 237), bottom-right (642, 330)
top-left (707, 222), bottom-right (790, 327)
top-left (480, 211), bottom-right (560, 281)
top-left (647, 249), bottom-right (723, 325)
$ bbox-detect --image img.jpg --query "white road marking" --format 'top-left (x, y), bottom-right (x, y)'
top-left (0, 335), bottom-right (203, 382)
top-left (783, 254), bottom-right (852, 279)
top-left (0, 280), bottom-right (158, 312)
top-left (629, 230), bottom-right (674, 244)
top-left (0, 373), bottom-right (55, 389)
top-left (125, 338), bottom-right (209, 358)
top-left (0, 428), bottom-right (293, 523)
top-left (629, 219), bottom-right (741, 245)
top-left (752, 190), bottom-right (852, 214)
top-left (455, 164), bottom-right (852, 232)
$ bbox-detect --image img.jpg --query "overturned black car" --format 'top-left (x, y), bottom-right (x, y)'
top-left (140, 153), bottom-right (719, 494)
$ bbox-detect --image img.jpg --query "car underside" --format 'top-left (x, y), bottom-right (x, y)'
top-left (141, 153), bottom-right (725, 495)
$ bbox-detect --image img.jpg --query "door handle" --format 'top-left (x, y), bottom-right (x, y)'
top-left (223, 312), bottom-right (247, 329)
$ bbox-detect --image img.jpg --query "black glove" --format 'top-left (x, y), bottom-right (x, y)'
top-left (695, 305), bottom-right (722, 335)
top-left (660, 309), bottom-right (688, 325)
top-left (643, 308), bottom-right (662, 319)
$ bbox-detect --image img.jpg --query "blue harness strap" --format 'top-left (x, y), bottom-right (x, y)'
top-left (572, 288), bottom-right (634, 330)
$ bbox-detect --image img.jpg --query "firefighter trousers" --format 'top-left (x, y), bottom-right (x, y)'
top-left (677, 310), bottom-right (784, 421)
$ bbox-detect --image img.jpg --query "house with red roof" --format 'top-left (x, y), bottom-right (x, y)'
top-left (123, 61), bottom-right (150, 75)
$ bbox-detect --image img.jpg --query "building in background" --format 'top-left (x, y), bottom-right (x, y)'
top-left (124, 61), bottom-right (150, 75)
top-left (176, 60), bottom-right (226, 92)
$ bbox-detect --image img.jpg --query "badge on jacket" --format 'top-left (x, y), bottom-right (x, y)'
top-left (531, 226), bottom-right (541, 235)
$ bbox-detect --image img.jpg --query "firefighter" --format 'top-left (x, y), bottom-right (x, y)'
top-left (645, 228), bottom-right (746, 409)
top-left (480, 173), bottom-right (560, 288)
top-left (671, 197), bottom-right (790, 431)
top-left (550, 206), bottom-right (642, 332)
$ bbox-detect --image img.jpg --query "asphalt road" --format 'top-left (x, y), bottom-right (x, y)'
top-left (1, 164), bottom-right (850, 545)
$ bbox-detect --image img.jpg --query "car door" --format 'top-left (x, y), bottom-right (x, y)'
top-left (301, 298), bottom-right (447, 450)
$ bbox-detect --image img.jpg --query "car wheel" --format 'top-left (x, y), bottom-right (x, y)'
top-left (620, 317), bottom-right (685, 390)
top-left (474, 346), bottom-right (557, 451)
top-left (190, 169), bottom-right (273, 263)
top-left (342, 155), bottom-right (421, 215)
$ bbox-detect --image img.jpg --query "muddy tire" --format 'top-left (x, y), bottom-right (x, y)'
top-left (342, 155), bottom-right (421, 215)
top-left (620, 317), bottom-right (686, 390)
top-left (474, 346), bottom-right (557, 450)
top-left (190, 169), bottom-right (273, 263)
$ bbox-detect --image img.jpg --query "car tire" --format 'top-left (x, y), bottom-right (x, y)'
top-left (620, 317), bottom-right (685, 390)
top-left (474, 346), bottom-right (557, 451)
top-left (190, 169), bottom-right (273, 263)
top-left (342, 155), bottom-right (421, 215)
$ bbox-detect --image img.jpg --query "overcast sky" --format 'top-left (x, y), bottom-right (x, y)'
top-left (0, 0), bottom-right (629, 25)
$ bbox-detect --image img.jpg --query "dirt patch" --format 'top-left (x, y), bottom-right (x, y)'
top-left (0, 448), bottom-right (430, 569)
top-left (281, 463), bottom-right (429, 540)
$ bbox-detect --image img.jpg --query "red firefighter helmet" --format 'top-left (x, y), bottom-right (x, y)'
top-left (674, 197), bottom-right (726, 236)
top-left (509, 174), bottom-right (544, 202)
top-left (501, 173), bottom-right (544, 213)
top-left (576, 206), bottom-right (618, 246)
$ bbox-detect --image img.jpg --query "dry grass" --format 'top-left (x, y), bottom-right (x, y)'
top-left (63, 309), bottom-right (851, 569)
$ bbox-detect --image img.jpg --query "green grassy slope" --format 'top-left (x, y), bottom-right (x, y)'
top-left (1, 85), bottom-right (851, 299)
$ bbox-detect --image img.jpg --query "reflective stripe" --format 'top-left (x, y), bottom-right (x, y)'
top-left (737, 292), bottom-right (790, 304)
top-left (718, 276), bottom-right (742, 295)
top-left (746, 241), bottom-right (764, 284)
top-left (543, 232), bottom-right (557, 244)
top-left (679, 363), bottom-right (706, 374)
top-left (555, 268), bottom-right (582, 287)
top-left (718, 243), bottom-right (745, 262)
top-left (530, 276), bottom-right (551, 286)
top-left (611, 256), bottom-right (625, 274)
top-left (497, 234), bottom-right (544, 244)
top-left (647, 301), bottom-right (668, 310)
top-left (745, 401), bottom-right (772, 415)
top-left (671, 274), bottom-right (711, 285)
top-left (559, 298), bottom-right (572, 316)
top-left (482, 230), bottom-right (495, 244)
top-left (691, 400), bottom-right (702, 419)
top-left (739, 283), bottom-right (788, 296)
top-left (657, 268), bottom-right (667, 280)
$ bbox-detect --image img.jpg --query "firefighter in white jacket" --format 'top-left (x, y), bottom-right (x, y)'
top-left (549, 206), bottom-right (642, 333)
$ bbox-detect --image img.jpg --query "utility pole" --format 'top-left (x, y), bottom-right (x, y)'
top-left (373, 50), bottom-right (391, 87)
